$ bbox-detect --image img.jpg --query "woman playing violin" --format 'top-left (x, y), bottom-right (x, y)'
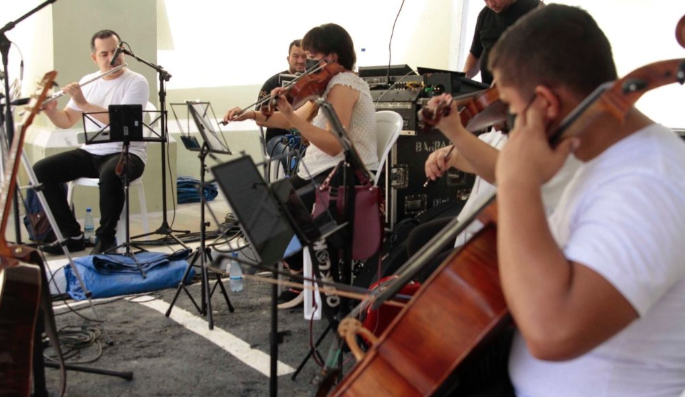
top-left (223, 23), bottom-right (378, 305)
top-left (435, 5), bottom-right (683, 396)
top-left (224, 23), bottom-right (377, 186)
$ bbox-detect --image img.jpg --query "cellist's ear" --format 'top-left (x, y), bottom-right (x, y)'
top-left (534, 85), bottom-right (561, 121)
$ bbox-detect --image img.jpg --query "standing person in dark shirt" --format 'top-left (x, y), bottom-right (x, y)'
top-left (257, 39), bottom-right (307, 144)
top-left (463, 0), bottom-right (542, 84)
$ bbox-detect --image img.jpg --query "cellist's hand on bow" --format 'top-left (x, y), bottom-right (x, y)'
top-left (496, 95), bottom-right (579, 187)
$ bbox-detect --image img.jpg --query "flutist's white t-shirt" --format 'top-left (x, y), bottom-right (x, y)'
top-left (67, 68), bottom-right (149, 162)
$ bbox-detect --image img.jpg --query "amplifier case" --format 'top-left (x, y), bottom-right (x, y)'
top-left (382, 127), bottom-right (474, 228)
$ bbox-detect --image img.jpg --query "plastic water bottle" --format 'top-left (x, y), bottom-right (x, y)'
top-left (84, 207), bottom-right (95, 241)
top-left (228, 253), bottom-right (244, 292)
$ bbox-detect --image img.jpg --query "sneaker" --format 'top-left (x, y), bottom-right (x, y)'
top-left (277, 288), bottom-right (304, 309)
top-left (41, 234), bottom-right (85, 255)
top-left (90, 236), bottom-right (117, 255)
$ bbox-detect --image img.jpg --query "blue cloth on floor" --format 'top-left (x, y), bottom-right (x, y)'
top-left (177, 176), bottom-right (218, 204)
top-left (64, 249), bottom-right (194, 300)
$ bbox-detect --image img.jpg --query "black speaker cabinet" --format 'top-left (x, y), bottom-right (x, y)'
top-left (381, 128), bottom-right (475, 228)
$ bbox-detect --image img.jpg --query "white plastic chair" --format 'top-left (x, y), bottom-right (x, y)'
top-left (66, 101), bottom-right (156, 244)
top-left (373, 110), bottom-right (403, 186)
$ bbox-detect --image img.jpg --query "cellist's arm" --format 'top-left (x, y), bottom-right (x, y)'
top-left (495, 95), bottom-right (637, 361)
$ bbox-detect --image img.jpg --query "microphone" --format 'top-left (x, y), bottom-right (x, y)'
top-left (110, 44), bottom-right (124, 67)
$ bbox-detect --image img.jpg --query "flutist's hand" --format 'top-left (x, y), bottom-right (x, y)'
top-left (425, 145), bottom-right (457, 182)
top-left (42, 98), bottom-right (58, 112)
top-left (62, 83), bottom-right (88, 107)
top-left (222, 107), bottom-right (254, 124)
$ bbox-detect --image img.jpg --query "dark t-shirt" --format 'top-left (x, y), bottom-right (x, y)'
top-left (257, 70), bottom-right (290, 142)
top-left (469, 0), bottom-right (540, 84)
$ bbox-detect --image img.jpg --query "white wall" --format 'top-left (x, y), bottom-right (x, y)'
top-left (159, 0), bottom-right (454, 89)
top-left (0, 0), bottom-right (54, 98)
top-left (159, 0), bottom-right (456, 114)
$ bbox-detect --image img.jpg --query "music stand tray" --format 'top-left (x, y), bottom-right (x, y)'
top-left (80, 104), bottom-right (164, 145)
top-left (169, 101), bottom-right (231, 154)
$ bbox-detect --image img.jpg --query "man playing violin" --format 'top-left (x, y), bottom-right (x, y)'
top-left (36, 29), bottom-right (149, 255)
top-left (256, 39), bottom-right (307, 147)
top-left (433, 5), bottom-right (683, 396)
top-left (463, 0), bottom-right (543, 84)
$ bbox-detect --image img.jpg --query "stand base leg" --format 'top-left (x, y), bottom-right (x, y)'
top-left (291, 323), bottom-right (333, 381)
top-left (164, 247), bottom-right (233, 327)
top-left (43, 361), bottom-right (133, 381)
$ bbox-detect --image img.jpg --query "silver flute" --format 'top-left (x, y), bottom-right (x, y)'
top-left (42, 63), bottom-right (127, 105)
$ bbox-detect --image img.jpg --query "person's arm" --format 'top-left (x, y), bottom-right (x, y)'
top-left (225, 83), bottom-right (355, 157)
top-left (63, 83), bottom-right (110, 125)
top-left (224, 100), bottom-right (315, 130)
top-left (463, 53), bottom-right (480, 79)
top-left (42, 99), bottom-right (83, 129)
top-left (276, 84), bottom-right (357, 156)
top-left (464, 10), bottom-right (485, 80)
top-left (495, 97), bottom-right (637, 361)
top-left (426, 93), bottom-right (500, 183)
top-left (425, 144), bottom-right (476, 182)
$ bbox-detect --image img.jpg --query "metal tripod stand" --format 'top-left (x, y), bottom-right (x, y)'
top-left (165, 140), bottom-right (233, 329)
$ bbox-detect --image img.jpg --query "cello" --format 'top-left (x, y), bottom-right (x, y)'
top-left (327, 15), bottom-right (686, 397)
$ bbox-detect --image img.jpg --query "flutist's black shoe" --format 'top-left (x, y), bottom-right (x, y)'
top-left (90, 236), bottom-right (117, 255)
top-left (41, 234), bottom-right (85, 255)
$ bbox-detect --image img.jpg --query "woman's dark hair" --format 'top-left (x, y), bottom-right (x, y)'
top-left (90, 29), bottom-right (121, 52)
top-left (489, 4), bottom-right (617, 98)
top-left (302, 23), bottom-right (356, 70)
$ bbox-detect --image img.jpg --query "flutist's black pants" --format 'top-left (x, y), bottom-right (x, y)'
top-left (33, 148), bottom-right (145, 240)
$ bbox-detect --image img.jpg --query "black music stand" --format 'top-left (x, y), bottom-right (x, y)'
top-left (208, 153), bottom-right (343, 397)
top-left (82, 104), bottom-right (164, 278)
top-left (165, 101), bottom-right (233, 328)
top-left (210, 155), bottom-right (305, 397)
top-left (113, 45), bottom-right (190, 246)
top-left (288, 99), bottom-right (376, 382)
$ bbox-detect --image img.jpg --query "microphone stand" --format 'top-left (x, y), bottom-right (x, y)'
top-left (1, 0), bottom-right (57, 246)
top-left (118, 47), bottom-right (189, 246)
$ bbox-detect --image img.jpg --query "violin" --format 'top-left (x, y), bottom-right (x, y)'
top-left (220, 60), bottom-right (344, 125)
top-left (419, 86), bottom-right (508, 187)
top-left (261, 60), bottom-right (345, 117)
top-left (326, 15), bottom-right (685, 397)
top-left (418, 85), bottom-right (508, 133)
